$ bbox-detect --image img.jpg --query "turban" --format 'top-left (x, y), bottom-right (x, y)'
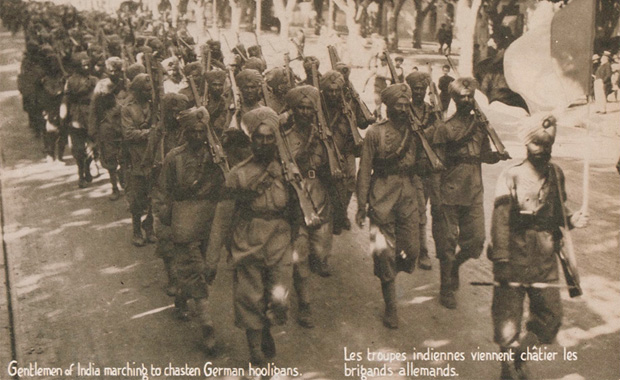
top-left (126, 63), bottom-right (146, 81)
top-left (247, 45), bottom-right (262, 58)
top-left (236, 69), bottom-right (263, 87)
top-left (163, 93), bottom-right (190, 115)
top-left (205, 70), bottom-right (227, 83)
top-left (381, 83), bottom-right (412, 107)
top-left (71, 51), bottom-right (90, 65)
top-left (206, 39), bottom-right (221, 50)
top-left (405, 71), bottom-right (430, 88)
top-left (178, 106), bottom-right (210, 129)
top-left (161, 56), bottom-right (179, 70)
top-left (449, 77), bottom-right (477, 97)
top-left (183, 62), bottom-right (203, 78)
top-left (243, 57), bottom-right (266, 73)
top-left (94, 78), bottom-right (114, 95)
top-left (130, 73), bottom-right (151, 93)
top-left (320, 70), bottom-right (345, 90)
top-left (147, 37), bottom-right (164, 51)
top-left (242, 106), bottom-right (280, 136)
top-left (105, 56), bottom-right (123, 72)
top-left (265, 67), bottom-right (288, 88)
top-left (395, 56), bottom-right (404, 63)
top-left (334, 62), bottom-right (351, 77)
top-left (303, 56), bottom-right (320, 72)
top-left (518, 113), bottom-right (557, 146)
top-left (286, 85), bottom-right (319, 108)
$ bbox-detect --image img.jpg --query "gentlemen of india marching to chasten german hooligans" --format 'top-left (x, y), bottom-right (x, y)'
top-left (488, 114), bottom-right (588, 380)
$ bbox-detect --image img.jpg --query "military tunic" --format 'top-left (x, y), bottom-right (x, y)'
top-left (357, 119), bottom-right (420, 282)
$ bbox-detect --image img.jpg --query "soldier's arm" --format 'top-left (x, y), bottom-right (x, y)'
top-left (204, 171), bottom-right (240, 269)
top-left (480, 134), bottom-right (501, 164)
top-left (152, 152), bottom-right (176, 226)
top-left (489, 168), bottom-right (513, 263)
top-left (121, 103), bottom-right (150, 142)
top-left (141, 119), bottom-right (164, 170)
top-left (356, 128), bottom-right (378, 214)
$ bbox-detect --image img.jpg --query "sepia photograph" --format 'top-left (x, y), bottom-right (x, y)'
top-left (0, 0), bottom-right (618, 379)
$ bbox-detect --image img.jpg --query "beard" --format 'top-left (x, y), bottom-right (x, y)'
top-left (252, 144), bottom-right (277, 163)
top-left (387, 108), bottom-right (408, 124)
top-left (527, 151), bottom-right (551, 167)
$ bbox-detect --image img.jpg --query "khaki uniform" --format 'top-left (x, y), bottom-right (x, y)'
top-left (357, 119), bottom-right (420, 283)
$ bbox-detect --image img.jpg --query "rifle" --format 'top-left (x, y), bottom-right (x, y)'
top-left (426, 63), bottom-right (444, 122)
top-left (275, 123), bottom-right (321, 228)
top-left (445, 54), bottom-right (510, 158)
top-left (310, 62), bottom-right (346, 179)
top-left (227, 66), bottom-right (242, 126)
top-left (283, 52), bottom-right (296, 87)
top-left (552, 165), bottom-right (583, 298)
top-left (326, 45), bottom-right (364, 150)
top-left (188, 76), bottom-right (230, 174)
top-left (384, 51), bottom-right (445, 172)
top-left (144, 52), bottom-right (160, 128)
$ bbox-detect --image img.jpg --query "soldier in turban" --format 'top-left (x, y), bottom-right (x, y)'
top-left (282, 85), bottom-right (333, 328)
top-left (154, 106), bottom-right (226, 355)
top-left (204, 70), bottom-right (230, 138)
top-left (405, 71), bottom-right (439, 271)
top-left (205, 106), bottom-right (296, 366)
top-left (489, 114), bottom-right (588, 379)
top-left (356, 83), bottom-right (421, 329)
top-left (243, 56), bottom-right (266, 74)
top-left (161, 56), bottom-right (186, 94)
top-left (264, 67), bottom-right (292, 114)
top-left (179, 62), bottom-right (204, 107)
top-left (121, 73), bottom-right (157, 247)
top-left (302, 56), bottom-right (321, 86)
top-left (432, 77), bottom-right (509, 309)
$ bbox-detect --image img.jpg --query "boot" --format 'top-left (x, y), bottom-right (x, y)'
top-left (261, 326), bottom-right (276, 359)
top-left (196, 298), bottom-right (216, 355)
top-left (381, 281), bottom-right (398, 329)
top-left (439, 260), bottom-right (456, 309)
top-left (77, 160), bottom-right (88, 188)
top-left (109, 170), bottom-right (121, 201)
top-left (451, 252), bottom-right (468, 291)
top-left (293, 271), bottom-right (314, 328)
top-left (418, 224), bottom-right (432, 270)
top-left (142, 212), bottom-right (157, 244)
top-left (163, 257), bottom-right (178, 297)
top-left (84, 157), bottom-right (93, 183)
top-left (246, 329), bottom-right (266, 366)
top-left (173, 296), bottom-right (190, 321)
top-left (132, 215), bottom-right (146, 247)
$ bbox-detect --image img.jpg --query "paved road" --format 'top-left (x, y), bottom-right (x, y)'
top-left (1, 29), bottom-right (619, 380)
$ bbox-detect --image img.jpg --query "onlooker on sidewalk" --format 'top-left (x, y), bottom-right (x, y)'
top-left (594, 54), bottom-right (612, 114)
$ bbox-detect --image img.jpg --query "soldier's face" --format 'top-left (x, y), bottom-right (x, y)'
top-left (411, 84), bottom-right (427, 103)
top-left (387, 97), bottom-right (410, 123)
top-left (186, 125), bottom-right (208, 148)
top-left (208, 81), bottom-right (224, 97)
top-left (252, 125), bottom-right (277, 162)
top-left (241, 83), bottom-right (261, 103)
top-left (324, 85), bottom-right (341, 104)
top-left (108, 66), bottom-right (122, 81)
top-left (293, 98), bottom-right (316, 125)
top-left (275, 82), bottom-right (291, 96)
top-left (526, 140), bottom-right (552, 166)
top-left (454, 92), bottom-right (474, 113)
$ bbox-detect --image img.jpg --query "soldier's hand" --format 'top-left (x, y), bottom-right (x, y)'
top-left (205, 266), bottom-right (217, 285)
top-left (570, 209), bottom-right (589, 229)
top-left (355, 208), bottom-right (367, 228)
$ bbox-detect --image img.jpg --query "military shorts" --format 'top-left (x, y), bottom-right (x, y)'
top-left (174, 240), bottom-right (209, 299)
top-left (100, 139), bottom-right (122, 170)
top-left (293, 221), bottom-right (333, 278)
top-left (126, 175), bottom-right (151, 216)
top-left (435, 203), bottom-right (485, 261)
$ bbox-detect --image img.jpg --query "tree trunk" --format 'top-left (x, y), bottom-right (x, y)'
top-left (333, 0), bottom-right (364, 49)
top-left (229, 0), bottom-right (242, 33)
top-left (454, 0), bottom-right (482, 77)
top-left (386, 0), bottom-right (405, 51)
top-left (413, 11), bottom-right (425, 48)
top-left (273, 0), bottom-right (297, 38)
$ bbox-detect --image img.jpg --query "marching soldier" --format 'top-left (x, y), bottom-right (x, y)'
top-left (405, 71), bottom-right (439, 270)
top-left (121, 73), bottom-right (157, 247)
top-left (39, 44), bottom-right (66, 163)
top-left (179, 61), bottom-right (204, 107)
top-left (283, 85), bottom-right (334, 327)
top-left (153, 106), bottom-right (226, 355)
top-left (205, 107), bottom-right (296, 365)
top-left (264, 67), bottom-right (292, 114)
top-left (356, 83), bottom-right (421, 329)
top-left (203, 70), bottom-right (230, 138)
top-left (489, 115), bottom-right (588, 379)
top-left (61, 51), bottom-right (98, 188)
top-left (432, 77), bottom-right (509, 309)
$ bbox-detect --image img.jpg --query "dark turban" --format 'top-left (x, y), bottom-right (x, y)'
top-left (242, 106), bottom-right (280, 136)
top-left (183, 62), bottom-right (203, 78)
top-left (286, 85), bottom-right (319, 108)
top-left (320, 70), bottom-right (345, 90)
top-left (247, 45), bottom-right (262, 58)
top-left (381, 83), bottom-right (412, 107)
top-left (303, 56), bottom-right (320, 72)
top-left (163, 93), bottom-right (190, 115)
top-left (243, 57), bottom-right (266, 73)
top-left (105, 57), bottom-right (123, 72)
top-left (265, 67), bottom-right (288, 88)
top-left (205, 70), bottom-right (227, 83)
top-left (236, 69), bottom-right (263, 87)
top-left (71, 51), bottom-right (89, 65)
top-left (126, 63), bottom-right (146, 81)
top-left (130, 73), bottom-right (151, 93)
top-left (405, 72), bottom-right (430, 88)
top-left (178, 106), bottom-right (210, 129)
top-left (449, 77), bottom-right (477, 97)
top-left (334, 62), bottom-right (351, 78)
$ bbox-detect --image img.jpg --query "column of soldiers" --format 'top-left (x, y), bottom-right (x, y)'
top-left (13, 3), bottom-right (589, 379)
